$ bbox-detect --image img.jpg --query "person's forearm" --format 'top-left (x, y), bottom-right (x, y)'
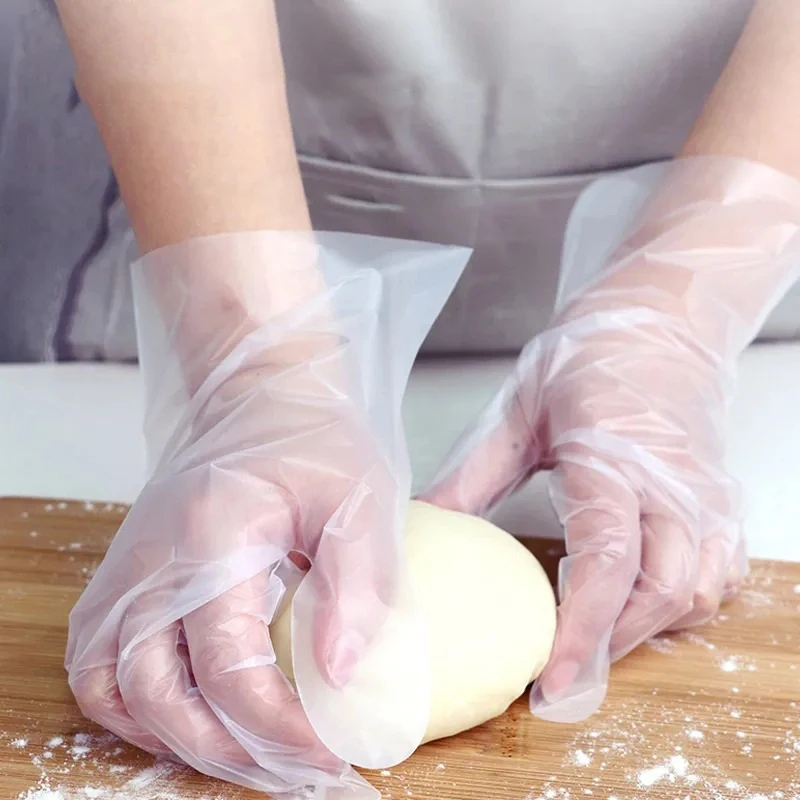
top-left (681, 0), bottom-right (800, 178)
top-left (55, 0), bottom-right (310, 254)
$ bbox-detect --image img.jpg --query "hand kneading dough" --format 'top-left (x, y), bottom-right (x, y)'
top-left (271, 500), bottom-right (557, 745)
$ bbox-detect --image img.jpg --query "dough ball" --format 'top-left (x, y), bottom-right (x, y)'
top-left (270, 500), bottom-right (556, 745)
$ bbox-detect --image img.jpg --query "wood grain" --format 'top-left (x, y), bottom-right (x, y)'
top-left (1, 497), bottom-right (799, 799)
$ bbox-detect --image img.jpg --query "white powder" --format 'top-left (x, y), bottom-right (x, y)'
top-left (20, 788), bottom-right (63, 800)
top-left (719, 656), bottom-right (740, 672)
top-left (11, 738), bottom-right (28, 748)
top-left (646, 636), bottom-right (677, 654)
top-left (680, 632), bottom-right (717, 651)
top-left (380, 770), bottom-right (391, 777)
top-left (669, 755), bottom-right (688, 776)
top-left (572, 750), bottom-right (592, 767)
top-left (686, 730), bottom-right (704, 741)
top-left (637, 765), bottom-right (670, 787)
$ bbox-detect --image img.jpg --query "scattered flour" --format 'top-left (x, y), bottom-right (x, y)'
top-left (669, 755), bottom-right (688, 776)
top-left (646, 636), bottom-right (678, 655)
top-left (572, 750), bottom-right (592, 767)
top-left (637, 764), bottom-right (670, 787)
top-left (11, 732), bottom-right (234, 800)
top-left (680, 631), bottom-right (717, 651)
top-left (720, 656), bottom-right (741, 672)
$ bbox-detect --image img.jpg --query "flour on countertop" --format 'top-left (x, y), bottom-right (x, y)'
top-left (572, 750), bottom-right (592, 767)
top-left (11, 731), bottom-right (240, 800)
top-left (561, 583), bottom-right (800, 800)
top-left (646, 635), bottom-right (678, 654)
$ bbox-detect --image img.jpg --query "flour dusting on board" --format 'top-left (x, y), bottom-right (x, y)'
top-left (550, 568), bottom-right (800, 800)
top-left (10, 731), bottom-right (239, 800)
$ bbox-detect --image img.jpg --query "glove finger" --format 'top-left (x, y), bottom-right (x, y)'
top-left (669, 523), bottom-right (739, 630)
top-left (68, 663), bottom-right (172, 757)
top-left (530, 460), bottom-right (641, 722)
top-left (309, 481), bottom-right (400, 689)
top-left (422, 376), bottom-right (542, 515)
top-left (609, 512), bottom-right (698, 662)
top-left (182, 570), bottom-right (345, 777)
top-left (118, 620), bottom-right (295, 793)
top-left (289, 479), bottom-right (430, 768)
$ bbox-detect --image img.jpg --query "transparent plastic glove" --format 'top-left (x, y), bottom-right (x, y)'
top-left (425, 157), bottom-right (800, 723)
top-left (65, 231), bottom-right (470, 798)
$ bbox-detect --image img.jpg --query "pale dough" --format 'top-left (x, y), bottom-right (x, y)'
top-left (271, 500), bottom-right (557, 745)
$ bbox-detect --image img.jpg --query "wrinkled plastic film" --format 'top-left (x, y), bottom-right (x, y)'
top-left (538, 157), bottom-right (800, 720)
top-left (425, 156), bottom-right (800, 725)
top-left (67, 231), bottom-right (471, 797)
top-left (557, 157), bottom-right (800, 354)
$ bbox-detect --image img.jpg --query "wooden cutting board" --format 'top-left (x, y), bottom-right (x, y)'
top-left (2, 497), bottom-right (799, 800)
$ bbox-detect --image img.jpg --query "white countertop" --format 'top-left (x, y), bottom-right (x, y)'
top-left (1, 343), bottom-right (799, 562)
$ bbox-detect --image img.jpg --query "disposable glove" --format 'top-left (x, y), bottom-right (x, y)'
top-left (425, 157), bottom-right (800, 722)
top-left (66, 231), bottom-right (469, 798)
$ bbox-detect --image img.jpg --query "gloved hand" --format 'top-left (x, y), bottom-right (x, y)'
top-left (65, 231), bottom-right (469, 798)
top-left (425, 157), bottom-right (800, 722)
